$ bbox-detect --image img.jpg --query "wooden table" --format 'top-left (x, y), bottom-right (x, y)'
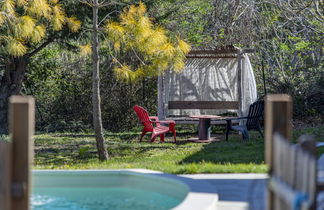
top-left (189, 115), bottom-right (222, 142)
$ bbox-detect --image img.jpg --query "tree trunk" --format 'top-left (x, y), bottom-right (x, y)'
top-left (0, 57), bottom-right (28, 134)
top-left (92, 0), bottom-right (109, 161)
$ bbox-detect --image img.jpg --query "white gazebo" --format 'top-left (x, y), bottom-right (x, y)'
top-left (157, 46), bottom-right (257, 124)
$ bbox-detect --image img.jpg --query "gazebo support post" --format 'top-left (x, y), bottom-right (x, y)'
top-left (237, 49), bottom-right (243, 117)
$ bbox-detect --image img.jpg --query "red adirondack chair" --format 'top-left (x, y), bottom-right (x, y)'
top-left (133, 105), bottom-right (176, 142)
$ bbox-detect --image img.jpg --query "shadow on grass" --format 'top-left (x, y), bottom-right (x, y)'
top-left (53, 134), bottom-right (95, 138)
top-left (179, 132), bottom-right (265, 165)
top-left (34, 137), bottom-right (180, 166)
top-left (53, 133), bottom-right (139, 142)
top-left (34, 130), bottom-right (265, 169)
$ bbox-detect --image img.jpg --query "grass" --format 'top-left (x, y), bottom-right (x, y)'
top-left (33, 126), bottom-right (324, 174)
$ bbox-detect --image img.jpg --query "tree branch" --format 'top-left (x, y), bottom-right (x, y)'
top-left (99, 10), bottom-right (120, 26)
top-left (26, 39), bottom-right (53, 58)
top-left (98, 1), bottom-right (126, 8)
top-left (79, 0), bottom-right (94, 7)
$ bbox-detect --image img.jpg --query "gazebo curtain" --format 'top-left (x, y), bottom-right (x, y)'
top-left (163, 55), bottom-right (257, 116)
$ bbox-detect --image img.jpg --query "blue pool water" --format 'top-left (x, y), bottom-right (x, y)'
top-left (31, 171), bottom-right (189, 210)
top-left (32, 187), bottom-right (180, 210)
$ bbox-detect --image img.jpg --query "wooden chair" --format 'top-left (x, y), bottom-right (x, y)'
top-left (133, 105), bottom-right (176, 142)
top-left (225, 100), bottom-right (264, 141)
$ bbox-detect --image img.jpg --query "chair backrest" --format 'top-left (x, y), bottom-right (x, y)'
top-left (133, 105), bottom-right (154, 130)
top-left (246, 100), bottom-right (264, 129)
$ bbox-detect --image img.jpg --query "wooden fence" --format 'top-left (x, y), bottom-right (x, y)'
top-left (0, 96), bottom-right (34, 210)
top-left (265, 94), bottom-right (318, 210)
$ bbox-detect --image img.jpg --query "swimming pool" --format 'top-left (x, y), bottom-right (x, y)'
top-left (32, 170), bottom-right (218, 210)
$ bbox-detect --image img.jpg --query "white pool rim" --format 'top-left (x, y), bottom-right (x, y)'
top-left (32, 169), bottom-right (218, 210)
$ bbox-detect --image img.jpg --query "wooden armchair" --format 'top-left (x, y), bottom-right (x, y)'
top-left (133, 105), bottom-right (176, 143)
top-left (225, 100), bottom-right (264, 141)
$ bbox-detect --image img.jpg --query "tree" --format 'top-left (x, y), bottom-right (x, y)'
top-left (79, 0), bottom-right (118, 161)
top-left (91, 0), bottom-right (109, 160)
top-left (78, 1), bottom-right (190, 160)
top-left (0, 0), bottom-right (81, 134)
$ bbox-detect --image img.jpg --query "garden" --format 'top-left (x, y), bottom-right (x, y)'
top-left (0, 0), bottom-right (323, 209)
top-left (0, 0), bottom-right (323, 172)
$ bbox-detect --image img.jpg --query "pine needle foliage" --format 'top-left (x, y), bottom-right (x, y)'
top-left (79, 44), bottom-right (92, 56)
top-left (0, 0), bottom-right (81, 57)
top-left (106, 2), bottom-right (191, 83)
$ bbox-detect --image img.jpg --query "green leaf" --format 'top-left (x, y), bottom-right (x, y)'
top-left (295, 41), bottom-right (309, 51)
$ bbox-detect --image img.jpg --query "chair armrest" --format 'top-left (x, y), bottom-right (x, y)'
top-left (149, 116), bottom-right (159, 121)
top-left (148, 116), bottom-right (175, 124)
top-left (225, 116), bottom-right (247, 121)
top-left (149, 120), bottom-right (175, 124)
top-left (159, 120), bottom-right (176, 124)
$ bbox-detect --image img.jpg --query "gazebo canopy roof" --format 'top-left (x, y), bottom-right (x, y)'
top-left (186, 45), bottom-right (254, 59)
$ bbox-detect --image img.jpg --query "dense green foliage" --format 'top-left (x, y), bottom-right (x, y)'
top-left (25, 46), bottom-right (157, 132)
top-left (21, 0), bottom-right (323, 132)
top-left (0, 0), bottom-right (82, 134)
top-left (25, 48), bottom-right (92, 131)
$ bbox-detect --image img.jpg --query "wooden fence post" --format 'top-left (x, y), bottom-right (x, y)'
top-left (0, 141), bottom-right (12, 210)
top-left (9, 96), bottom-right (35, 210)
top-left (265, 94), bottom-right (292, 210)
top-left (265, 94), bottom-right (292, 167)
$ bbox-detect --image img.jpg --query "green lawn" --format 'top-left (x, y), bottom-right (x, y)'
top-left (33, 127), bottom-right (324, 174)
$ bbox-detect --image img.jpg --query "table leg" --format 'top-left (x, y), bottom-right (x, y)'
top-left (225, 119), bottom-right (232, 141)
top-left (198, 118), bottom-right (211, 140)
